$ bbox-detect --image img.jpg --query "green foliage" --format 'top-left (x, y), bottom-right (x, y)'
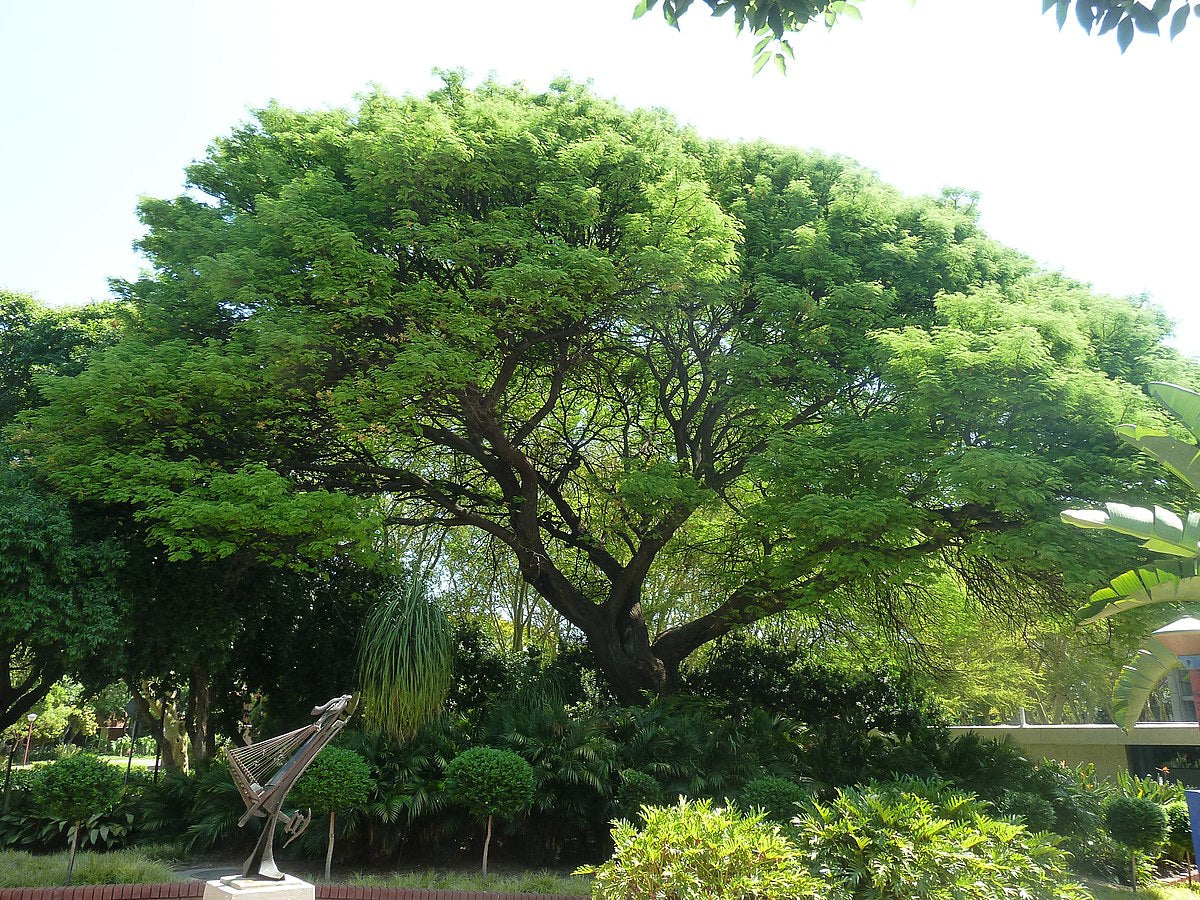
top-left (22, 77), bottom-right (1184, 705)
top-left (686, 635), bottom-right (944, 738)
top-left (998, 790), bottom-right (1058, 832)
top-left (32, 754), bottom-right (123, 826)
top-left (0, 465), bottom-right (124, 733)
top-left (635, 0), bottom-right (1196, 73)
top-left (612, 770), bottom-right (666, 823)
top-left (737, 776), bottom-right (809, 824)
top-left (1105, 795), bottom-right (1169, 854)
top-left (577, 797), bottom-right (827, 899)
top-left (444, 747), bottom-right (535, 822)
top-left (1116, 769), bottom-right (1185, 805)
top-left (357, 573), bottom-right (453, 742)
top-left (292, 746), bottom-right (374, 815)
top-left (794, 778), bottom-right (1088, 899)
top-left (1164, 800), bottom-right (1192, 859)
top-left (0, 848), bottom-right (178, 888)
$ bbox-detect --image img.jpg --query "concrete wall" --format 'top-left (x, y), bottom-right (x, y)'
top-left (950, 723), bottom-right (1200, 776)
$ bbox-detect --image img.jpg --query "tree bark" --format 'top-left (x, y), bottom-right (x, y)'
top-left (128, 681), bottom-right (188, 774)
top-left (324, 811), bottom-right (335, 881)
top-left (65, 820), bottom-right (80, 886)
top-left (586, 602), bottom-right (667, 704)
top-left (482, 814), bottom-right (492, 877)
top-left (186, 662), bottom-right (211, 767)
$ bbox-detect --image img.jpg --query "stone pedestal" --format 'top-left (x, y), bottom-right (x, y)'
top-left (203, 875), bottom-right (315, 900)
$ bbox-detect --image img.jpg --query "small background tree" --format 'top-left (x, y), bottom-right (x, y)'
top-left (32, 754), bottom-right (123, 884)
top-left (1105, 795), bottom-right (1168, 891)
top-left (444, 747), bottom-right (534, 876)
top-left (292, 746), bottom-right (374, 880)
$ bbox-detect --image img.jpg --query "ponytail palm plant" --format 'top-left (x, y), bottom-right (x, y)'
top-left (357, 566), bottom-right (454, 741)
top-left (1062, 382), bottom-right (1200, 730)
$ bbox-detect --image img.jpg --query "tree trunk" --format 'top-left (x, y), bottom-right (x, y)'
top-left (187, 662), bottom-right (211, 767)
top-left (324, 811), bottom-right (335, 881)
top-left (129, 681), bottom-right (188, 773)
top-left (587, 602), bottom-right (667, 705)
top-left (482, 814), bottom-right (492, 877)
top-left (65, 820), bottom-right (80, 886)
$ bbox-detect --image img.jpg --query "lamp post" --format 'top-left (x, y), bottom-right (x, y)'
top-left (21, 715), bottom-right (36, 763)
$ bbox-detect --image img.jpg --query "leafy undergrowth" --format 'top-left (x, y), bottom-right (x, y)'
top-left (350, 869), bottom-right (590, 895)
top-left (0, 848), bottom-right (180, 887)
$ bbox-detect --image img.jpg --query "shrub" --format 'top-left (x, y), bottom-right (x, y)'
top-left (793, 778), bottom-right (1088, 899)
top-left (32, 754), bottom-right (123, 883)
top-left (1165, 800), bottom-right (1193, 862)
top-left (293, 746), bottom-right (374, 880)
top-left (1105, 795), bottom-right (1168, 889)
top-left (612, 769), bottom-right (664, 823)
top-left (444, 747), bottom-right (535, 876)
top-left (737, 776), bottom-right (809, 824)
top-left (577, 797), bottom-right (828, 899)
top-left (998, 790), bottom-right (1058, 832)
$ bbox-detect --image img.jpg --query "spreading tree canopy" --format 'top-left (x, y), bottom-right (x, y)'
top-left (18, 77), bottom-right (1192, 703)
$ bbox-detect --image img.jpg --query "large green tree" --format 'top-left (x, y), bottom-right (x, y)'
top-left (19, 78), bottom-right (1190, 703)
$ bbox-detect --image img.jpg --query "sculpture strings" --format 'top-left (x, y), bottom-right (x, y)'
top-left (226, 695), bottom-right (353, 880)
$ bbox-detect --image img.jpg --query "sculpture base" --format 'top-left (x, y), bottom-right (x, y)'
top-left (204, 875), bottom-right (314, 900)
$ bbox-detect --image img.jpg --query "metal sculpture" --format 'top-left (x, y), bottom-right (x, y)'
top-left (226, 695), bottom-right (353, 880)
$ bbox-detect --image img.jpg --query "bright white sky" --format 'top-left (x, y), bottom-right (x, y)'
top-left (2, 1), bottom-right (1198, 351)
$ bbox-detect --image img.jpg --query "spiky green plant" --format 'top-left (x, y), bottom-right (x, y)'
top-left (357, 570), bottom-right (454, 741)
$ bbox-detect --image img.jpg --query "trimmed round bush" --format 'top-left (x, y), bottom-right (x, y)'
top-left (1105, 795), bottom-right (1168, 889)
top-left (444, 747), bottom-right (535, 876)
top-left (1105, 796), bottom-right (1168, 854)
top-left (32, 754), bottom-right (123, 883)
top-left (293, 746), bottom-right (374, 814)
top-left (292, 746), bottom-right (374, 879)
top-left (612, 769), bottom-right (665, 822)
top-left (577, 797), bottom-right (827, 899)
top-left (737, 776), bottom-right (808, 824)
top-left (33, 754), bottom-right (123, 824)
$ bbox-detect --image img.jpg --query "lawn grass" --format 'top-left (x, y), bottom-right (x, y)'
top-left (1085, 880), bottom-right (1200, 899)
top-left (350, 869), bottom-right (591, 895)
top-left (0, 849), bottom-right (180, 887)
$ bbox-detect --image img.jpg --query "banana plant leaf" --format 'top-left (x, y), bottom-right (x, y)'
top-left (1112, 639), bottom-right (1182, 733)
top-left (1115, 426), bottom-right (1200, 495)
top-left (1149, 382), bottom-right (1200, 442)
top-left (1061, 503), bottom-right (1200, 558)
top-left (1076, 559), bottom-right (1200, 624)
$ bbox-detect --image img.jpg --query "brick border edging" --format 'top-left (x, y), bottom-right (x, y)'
top-left (0, 886), bottom-right (587, 900)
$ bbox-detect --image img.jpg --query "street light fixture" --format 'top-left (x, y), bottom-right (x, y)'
top-left (22, 713), bottom-right (37, 766)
